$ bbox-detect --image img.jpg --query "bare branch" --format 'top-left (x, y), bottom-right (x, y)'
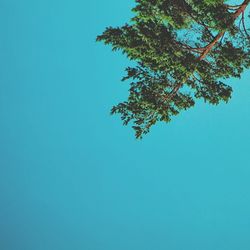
top-left (241, 11), bottom-right (250, 38)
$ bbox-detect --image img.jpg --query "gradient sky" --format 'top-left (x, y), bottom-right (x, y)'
top-left (1, 1), bottom-right (250, 250)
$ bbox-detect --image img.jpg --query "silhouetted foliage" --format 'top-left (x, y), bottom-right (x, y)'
top-left (97, 0), bottom-right (250, 138)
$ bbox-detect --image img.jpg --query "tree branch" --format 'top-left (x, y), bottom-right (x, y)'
top-left (164, 0), bottom-right (250, 103)
top-left (241, 11), bottom-right (250, 38)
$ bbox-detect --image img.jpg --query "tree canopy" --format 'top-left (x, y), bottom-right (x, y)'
top-left (97, 0), bottom-right (250, 139)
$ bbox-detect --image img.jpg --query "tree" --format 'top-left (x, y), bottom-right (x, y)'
top-left (97, 0), bottom-right (250, 139)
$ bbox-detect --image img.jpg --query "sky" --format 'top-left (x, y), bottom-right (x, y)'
top-left (0, 1), bottom-right (250, 250)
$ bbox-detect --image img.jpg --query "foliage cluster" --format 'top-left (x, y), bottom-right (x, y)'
top-left (97, 0), bottom-right (250, 138)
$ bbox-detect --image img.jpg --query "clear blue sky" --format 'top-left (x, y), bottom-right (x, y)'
top-left (1, 1), bottom-right (250, 250)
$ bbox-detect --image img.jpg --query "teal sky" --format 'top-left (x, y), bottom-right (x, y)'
top-left (1, 1), bottom-right (250, 249)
